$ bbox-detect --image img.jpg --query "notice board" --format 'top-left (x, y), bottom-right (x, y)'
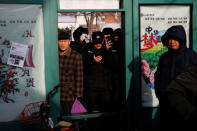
top-left (0, 4), bottom-right (45, 122)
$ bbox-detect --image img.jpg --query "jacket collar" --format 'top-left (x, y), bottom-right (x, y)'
top-left (59, 46), bottom-right (71, 56)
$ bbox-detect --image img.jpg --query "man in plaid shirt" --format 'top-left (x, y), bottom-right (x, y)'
top-left (58, 31), bottom-right (83, 115)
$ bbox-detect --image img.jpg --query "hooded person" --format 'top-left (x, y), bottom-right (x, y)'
top-left (155, 25), bottom-right (197, 100)
top-left (154, 25), bottom-right (197, 130)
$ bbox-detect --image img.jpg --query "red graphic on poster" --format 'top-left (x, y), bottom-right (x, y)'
top-left (141, 32), bottom-right (158, 52)
top-left (24, 45), bottom-right (35, 68)
top-left (0, 70), bottom-right (20, 103)
top-left (24, 91), bottom-right (28, 97)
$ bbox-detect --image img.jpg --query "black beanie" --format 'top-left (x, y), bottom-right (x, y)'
top-left (58, 32), bottom-right (71, 40)
top-left (102, 27), bottom-right (114, 36)
top-left (114, 28), bottom-right (121, 37)
top-left (73, 27), bottom-right (88, 41)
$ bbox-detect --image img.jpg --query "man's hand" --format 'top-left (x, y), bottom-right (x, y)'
top-left (93, 55), bottom-right (102, 63)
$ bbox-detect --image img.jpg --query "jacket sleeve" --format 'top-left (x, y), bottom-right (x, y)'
top-left (166, 67), bottom-right (197, 120)
top-left (82, 49), bottom-right (95, 69)
top-left (191, 50), bottom-right (197, 67)
top-left (74, 54), bottom-right (83, 97)
top-left (154, 56), bottom-right (163, 100)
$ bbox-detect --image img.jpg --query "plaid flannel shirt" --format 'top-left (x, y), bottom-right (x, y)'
top-left (59, 49), bottom-right (83, 102)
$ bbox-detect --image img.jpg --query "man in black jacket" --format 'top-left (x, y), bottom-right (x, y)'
top-left (154, 25), bottom-right (197, 130)
top-left (82, 31), bottom-right (114, 112)
top-left (70, 26), bottom-right (90, 54)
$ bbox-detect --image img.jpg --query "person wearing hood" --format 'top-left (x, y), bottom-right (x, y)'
top-left (154, 25), bottom-right (197, 130)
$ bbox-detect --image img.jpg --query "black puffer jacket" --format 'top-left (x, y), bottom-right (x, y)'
top-left (154, 25), bottom-right (197, 130)
top-left (155, 25), bottom-right (197, 100)
top-left (165, 66), bottom-right (197, 130)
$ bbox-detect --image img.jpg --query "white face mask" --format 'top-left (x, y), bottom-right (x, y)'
top-left (80, 33), bottom-right (90, 43)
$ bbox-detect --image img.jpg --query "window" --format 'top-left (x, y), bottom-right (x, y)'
top-left (57, 1), bottom-right (124, 130)
top-left (58, 12), bottom-right (124, 111)
top-left (58, 12), bottom-right (121, 36)
top-left (59, 0), bottom-right (121, 9)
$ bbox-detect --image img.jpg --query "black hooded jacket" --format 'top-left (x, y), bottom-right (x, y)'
top-left (154, 25), bottom-right (197, 100)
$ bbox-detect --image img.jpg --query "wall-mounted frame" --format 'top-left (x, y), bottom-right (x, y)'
top-left (140, 5), bottom-right (191, 107)
top-left (0, 0), bottom-right (60, 130)
top-left (133, 0), bottom-right (197, 129)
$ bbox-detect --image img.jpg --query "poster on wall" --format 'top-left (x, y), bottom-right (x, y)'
top-left (0, 4), bottom-right (45, 121)
top-left (140, 5), bottom-right (190, 107)
top-left (7, 42), bottom-right (28, 67)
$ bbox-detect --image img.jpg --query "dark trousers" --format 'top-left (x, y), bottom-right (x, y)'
top-left (60, 101), bottom-right (81, 131)
top-left (60, 101), bottom-right (73, 115)
top-left (86, 90), bottom-right (111, 112)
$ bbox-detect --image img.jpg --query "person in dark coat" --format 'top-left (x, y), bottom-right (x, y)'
top-left (82, 31), bottom-right (113, 112)
top-left (110, 28), bottom-right (123, 111)
top-left (102, 27), bottom-right (114, 49)
top-left (70, 26), bottom-right (90, 54)
top-left (165, 66), bottom-right (197, 130)
top-left (154, 25), bottom-right (197, 130)
top-left (113, 28), bottom-right (122, 51)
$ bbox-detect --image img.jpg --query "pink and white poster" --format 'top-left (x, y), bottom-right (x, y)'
top-left (140, 5), bottom-right (190, 107)
top-left (0, 4), bottom-right (45, 121)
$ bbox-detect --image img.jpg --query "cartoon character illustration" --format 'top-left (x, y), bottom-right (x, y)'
top-left (0, 79), bottom-right (19, 103)
top-left (141, 60), bottom-right (157, 89)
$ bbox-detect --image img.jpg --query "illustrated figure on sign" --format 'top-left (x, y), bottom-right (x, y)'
top-left (141, 60), bottom-right (157, 89)
top-left (0, 70), bottom-right (20, 103)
